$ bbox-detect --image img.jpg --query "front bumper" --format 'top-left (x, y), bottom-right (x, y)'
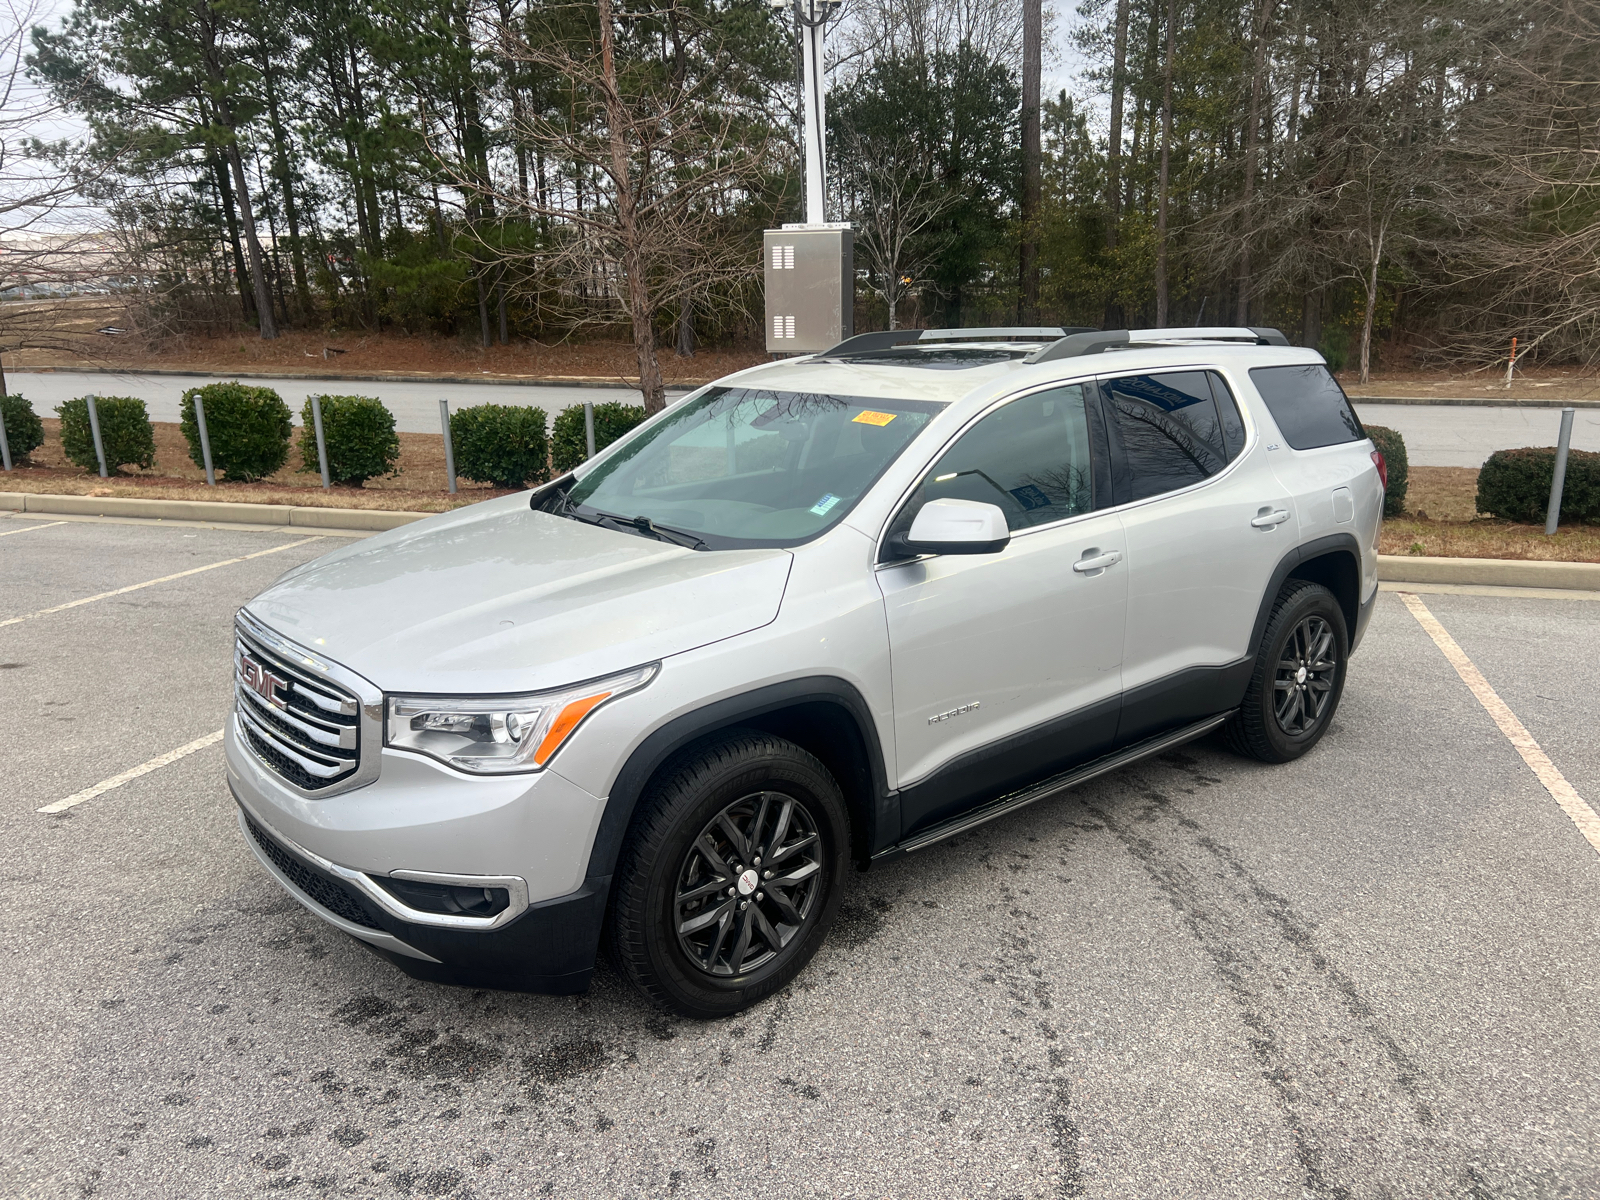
top-left (227, 713), bottom-right (612, 994)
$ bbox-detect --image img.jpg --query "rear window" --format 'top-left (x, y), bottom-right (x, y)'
top-left (1248, 365), bottom-right (1364, 450)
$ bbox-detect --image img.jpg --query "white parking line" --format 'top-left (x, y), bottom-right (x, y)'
top-left (37, 729), bottom-right (225, 814)
top-left (0, 536), bottom-right (323, 628)
top-left (1400, 591), bottom-right (1600, 857)
top-left (0, 520), bottom-right (66, 537)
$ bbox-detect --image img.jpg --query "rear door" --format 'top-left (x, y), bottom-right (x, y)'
top-left (1099, 368), bottom-right (1294, 743)
top-left (877, 382), bottom-right (1127, 837)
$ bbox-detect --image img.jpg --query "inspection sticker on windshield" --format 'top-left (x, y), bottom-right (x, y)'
top-left (852, 410), bottom-right (897, 426)
top-left (809, 494), bottom-right (842, 516)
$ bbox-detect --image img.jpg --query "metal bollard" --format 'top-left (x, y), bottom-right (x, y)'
top-left (311, 395), bottom-right (331, 490)
top-left (440, 398), bottom-right (458, 495)
top-left (193, 394), bottom-right (216, 486)
top-left (1544, 406), bottom-right (1575, 535)
top-left (86, 394), bottom-right (108, 478)
top-left (0, 399), bottom-right (12, 472)
top-left (584, 400), bottom-right (596, 460)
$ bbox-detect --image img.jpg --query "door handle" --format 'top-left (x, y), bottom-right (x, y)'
top-left (1251, 509), bottom-right (1291, 529)
top-left (1073, 550), bottom-right (1123, 573)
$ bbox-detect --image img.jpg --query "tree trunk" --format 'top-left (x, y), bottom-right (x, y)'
top-left (1237, 0), bottom-right (1272, 324)
top-left (1155, 0), bottom-right (1176, 326)
top-left (262, 58), bottom-right (311, 319)
top-left (597, 0), bottom-right (665, 411)
top-left (476, 271), bottom-right (491, 348)
top-left (498, 279), bottom-right (509, 345)
top-left (1359, 217), bottom-right (1387, 385)
top-left (1106, 0), bottom-right (1130, 251)
top-left (676, 295), bottom-right (696, 357)
top-left (224, 141), bottom-right (278, 339)
top-left (1301, 287), bottom-right (1321, 350)
top-left (212, 150), bottom-right (255, 325)
top-left (1019, 0), bottom-right (1042, 324)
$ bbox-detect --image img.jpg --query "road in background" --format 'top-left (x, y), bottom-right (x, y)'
top-left (3, 514), bottom-right (1599, 1199)
top-left (8, 369), bottom-right (691, 433)
top-left (1351, 401), bottom-right (1600, 467)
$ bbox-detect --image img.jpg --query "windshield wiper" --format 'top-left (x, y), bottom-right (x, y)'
top-left (585, 508), bottom-right (707, 551)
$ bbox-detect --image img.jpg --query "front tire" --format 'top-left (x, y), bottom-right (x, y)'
top-left (609, 731), bottom-right (850, 1018)
top-left (1224, 579), bottom-right (1348, 763)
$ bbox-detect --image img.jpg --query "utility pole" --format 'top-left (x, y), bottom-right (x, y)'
top-left (1019, 0), bottom-right (1042, 325)
top-left (788, 0), bottom-right (836, 222)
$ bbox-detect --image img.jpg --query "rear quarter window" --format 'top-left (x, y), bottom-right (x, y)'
top-left (1248, 364), bottom-right (1365, 450)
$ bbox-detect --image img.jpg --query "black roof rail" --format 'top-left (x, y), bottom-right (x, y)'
top-left (817, 330), bottom-right (921, 356)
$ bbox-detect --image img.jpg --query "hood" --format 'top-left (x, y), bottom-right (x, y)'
top-left (247, 493), bottom-right (793, 693)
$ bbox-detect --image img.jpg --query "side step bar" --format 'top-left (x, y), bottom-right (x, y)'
top-left (878, 712), bottom-right (1234, 859)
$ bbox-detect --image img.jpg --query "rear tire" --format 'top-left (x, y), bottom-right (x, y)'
top-left (608, 730), bottom-right (849, 1019)
top-left (1224, 579), bottom-right (1348, 764)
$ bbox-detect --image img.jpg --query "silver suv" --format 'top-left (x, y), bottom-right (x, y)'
top-left (228, 326), bottom-right (1384, 1018)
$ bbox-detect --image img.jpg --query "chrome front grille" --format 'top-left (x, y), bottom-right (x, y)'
top-left (235, 627), bottom-right (361, 791)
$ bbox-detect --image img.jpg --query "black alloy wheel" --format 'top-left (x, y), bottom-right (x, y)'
top-left (1224, 578), bottom-right (1349, 763)
top-left (609, 730), bottom-right (849, 1018)
top-left (674, 791), bottom-right (823, 978)
top-left (1273, 614), bottom-right (1338, 735)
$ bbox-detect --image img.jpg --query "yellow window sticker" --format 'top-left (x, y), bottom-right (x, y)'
top-left (852, 410), bottom-right (897, 427)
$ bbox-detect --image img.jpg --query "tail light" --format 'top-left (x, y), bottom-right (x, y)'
top-left (1371, 450), bottom-right (1388, 491)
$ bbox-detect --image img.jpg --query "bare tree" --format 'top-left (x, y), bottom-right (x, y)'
top-left (470, 0), bottom-right (776, 412)
top-left (834, 130), bottom-right (958, 329)
top-left (0, 0), bottom-right (111, 394)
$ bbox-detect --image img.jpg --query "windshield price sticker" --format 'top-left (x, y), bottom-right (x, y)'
top-left (852, 410), bottom-right (897, 426)
top-left (809, 494), bottom-right (842, 516)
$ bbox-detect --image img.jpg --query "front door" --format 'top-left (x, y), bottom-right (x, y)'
top-left (876, 383), bottom-right (1128, 838)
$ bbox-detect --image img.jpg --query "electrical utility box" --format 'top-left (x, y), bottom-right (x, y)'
top-left (764, 224), bottom-right (853, 354)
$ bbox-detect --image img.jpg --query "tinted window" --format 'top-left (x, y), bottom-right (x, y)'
top-left (892, 385), bottom-right (1094, 541)
top-left (1103, 371), bottom-right (1229, 501)
top-left (1209, 372), bottom-right (1247, 459)
top-left (1249, 364), bottom-right (1364, 450)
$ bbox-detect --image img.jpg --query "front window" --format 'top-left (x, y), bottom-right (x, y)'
top-left (550, 387), bottom-right (941, 549)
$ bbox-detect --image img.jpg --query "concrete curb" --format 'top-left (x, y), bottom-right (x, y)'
top-left (1378, 554), bottom-right (1600, 591)
top-left (0, 491), bottom-right (431, 531)
top-left (1350, 396), bottom-right (1600, 408)
top-left (8, 365), bottom-right (699, 391)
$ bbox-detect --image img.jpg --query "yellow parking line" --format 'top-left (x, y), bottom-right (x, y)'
top-left (38, 729), bottom-right (225, 814)
top-left (0, 536), bottom-right (322, 628)
top-left (0, 520), bottom-right (67, 537)
top-left (1399, 591), bottom-right (1600, 857)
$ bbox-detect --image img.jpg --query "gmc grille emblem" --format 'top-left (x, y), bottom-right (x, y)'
top-left (240, 653), bottom-right (288, 709)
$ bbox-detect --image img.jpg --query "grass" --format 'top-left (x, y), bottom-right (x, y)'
top-left (1376, 466), bottom-right (1600, 562)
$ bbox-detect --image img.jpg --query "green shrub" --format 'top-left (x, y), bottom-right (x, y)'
top-left (1475, 446), bottom-right (1600, 524)
top-left (1364, 424), bottom-right (1408, 518)
top-left (57, 395), bottom-right (156, 474)
top-left (299, 394), bottom-right (400, 487)
top-left (0, 392), bottom-right (44, 461)
top-left (550, 400), bottom-right (648, 474)
top-left (180, 382), bottom-right (292, 481)
top-left (450, 403), bottom-right (549, 490)
top-left (1318, 327), bottom-right (1349, 374)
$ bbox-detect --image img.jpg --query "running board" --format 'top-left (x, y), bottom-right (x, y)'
top-left (879, 712), bottom-right (1234, 859)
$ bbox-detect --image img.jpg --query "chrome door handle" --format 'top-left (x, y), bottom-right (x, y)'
top-left (1073, 550), bottom-right (1123, 573)
top-left (1251, 509), bottom-right (1291, 529)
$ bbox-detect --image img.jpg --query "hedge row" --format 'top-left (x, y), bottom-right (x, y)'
top-left (1476, 446), bottom-right (1600, 524)
top-left (3, 388), bottom-right (644, 489)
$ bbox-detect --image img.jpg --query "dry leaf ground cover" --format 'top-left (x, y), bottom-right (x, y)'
top-left (1378, 466), bottom-right (1600, 562)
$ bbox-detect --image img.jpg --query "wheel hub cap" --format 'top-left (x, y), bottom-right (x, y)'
top-left (1296, 665), bottom-right (1308, 684)
top-left (737, 868), bottom-right (759, 896)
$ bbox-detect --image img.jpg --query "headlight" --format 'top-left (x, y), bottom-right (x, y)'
top-left (385, 663), bottom-right (657, 774)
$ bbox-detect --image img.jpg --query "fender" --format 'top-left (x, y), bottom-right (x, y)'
top-left (581, 676), bottom-right (894, 886)
top-left (1248, 532), bottom-right (1363, 659)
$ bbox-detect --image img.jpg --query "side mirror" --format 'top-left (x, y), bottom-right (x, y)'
top-left (893, 498), bottom-right (1011, 557)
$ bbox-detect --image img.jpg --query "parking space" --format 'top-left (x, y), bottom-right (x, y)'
top-left (2, 519), bottom-right (1597, 1199)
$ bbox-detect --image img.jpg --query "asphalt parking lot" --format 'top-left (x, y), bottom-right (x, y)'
top-left (2, 514), bottom-right (1598, 1200)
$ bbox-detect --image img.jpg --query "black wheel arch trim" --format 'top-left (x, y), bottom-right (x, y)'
top-left (1249, 533), bottom-right (1364, 660)
top-left (582, 676), bottom-right (893, 887)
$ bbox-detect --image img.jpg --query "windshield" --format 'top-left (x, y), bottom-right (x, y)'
top-left (555, 386), bottom-right (941, 549)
